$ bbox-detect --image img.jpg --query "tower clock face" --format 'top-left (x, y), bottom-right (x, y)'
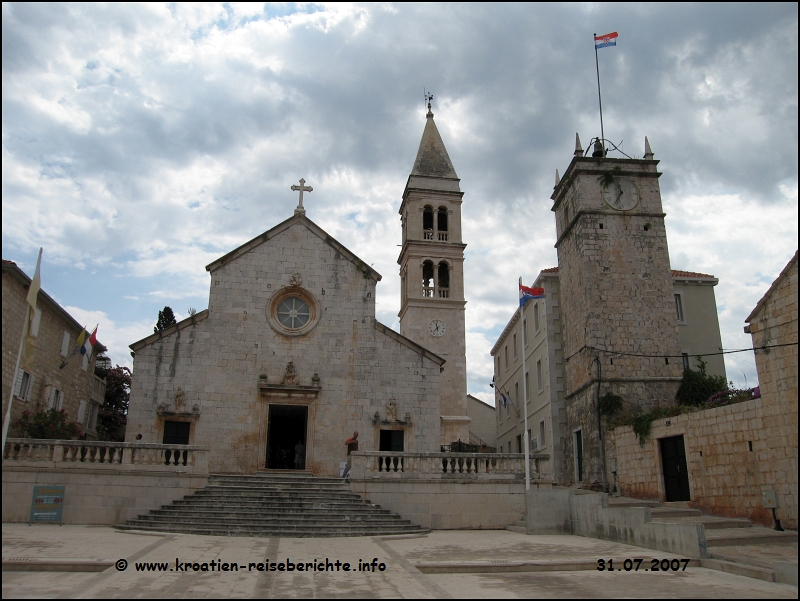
top-left (602, 177), bottom-right (640, 211)
top-left (429, 319), bottom-right (446, 337)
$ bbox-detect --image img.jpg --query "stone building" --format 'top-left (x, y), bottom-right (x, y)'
top-left (126, 110), bottom-right (473, 477)
top-left (466, 394), bottom-right (496, 449)
top-left (492, 268), bottom-right (566, 479)
top-left (551, 137), bottom-right (685, 489)
top-left (492, 266), bottom-right (725, 485)
top-left (2, 260), bottom-right (106, 438)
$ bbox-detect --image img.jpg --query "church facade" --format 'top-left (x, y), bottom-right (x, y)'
top-left (126, 112), bottom-right (473, 477)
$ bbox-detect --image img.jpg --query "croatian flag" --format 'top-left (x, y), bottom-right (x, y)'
top-left (80, 326), bottom-right (98, 357)
top-left (520, 282), bottom-right (545, 307)
top-left (595, 31), bottom-right (618, 49)
top-left (499, 390), bottom-right (511, 409)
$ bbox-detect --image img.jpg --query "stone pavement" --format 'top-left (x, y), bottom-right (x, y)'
top-left (2, 525), bottom-right (797, 598)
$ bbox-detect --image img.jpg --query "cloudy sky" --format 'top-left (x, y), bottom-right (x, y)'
top-left (3, 3), bottom-right (797, 404)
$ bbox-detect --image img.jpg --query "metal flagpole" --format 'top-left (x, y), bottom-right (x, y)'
top-left (594, 32), bottom-right (605, 148)
top-left (519, 277), bottom-right (531, 491)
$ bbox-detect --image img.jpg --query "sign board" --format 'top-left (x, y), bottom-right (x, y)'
top-left (762, 489), bottom-right (778, 509)
top-left (29, 485), bottom-right (65, 525)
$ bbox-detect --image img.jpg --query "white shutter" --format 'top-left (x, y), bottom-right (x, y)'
top-left (77, 400), bottom-right (87, 424)
top-left (56, 390), bottom-right (63, 411)
top-left (13, 369), bottom-right (24, 397)
top-left (22, 374), bottom-right (34, 402)
top-left (61, 332), bottom-right (70, 357)
top-left (31, 308), bottom-right (42, 337)
top-left (81, 354), bottom-right (88, 371)
top-left (47, 386), bottom-right (56, 409)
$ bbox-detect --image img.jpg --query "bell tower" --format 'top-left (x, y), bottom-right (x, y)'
top-left (398, 103), bottom-right (470, 444)
top-left (552, 135), bottom-right (683, 488)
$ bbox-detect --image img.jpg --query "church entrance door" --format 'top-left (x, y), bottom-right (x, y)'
top-left (266, 405), bottom-right (308, 470)
top-left (660, 435), bottom-right (691, 502)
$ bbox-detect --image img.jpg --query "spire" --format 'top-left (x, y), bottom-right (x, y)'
top-left (644, 136), bottom-right (654, 160)
top-left (555, 169), bottom-right (560, 187)
top-left (574, 133), bottom-right (583, 157)
top-left (410, 109), bottom-right (458, 179)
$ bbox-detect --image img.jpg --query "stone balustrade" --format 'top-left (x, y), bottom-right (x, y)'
top-left (349, 451), bottom-right (550, 481)
top-left (3, 439), bottom-right (209, 474)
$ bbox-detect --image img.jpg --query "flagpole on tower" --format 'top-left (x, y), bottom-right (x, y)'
top-left (594, 32), bottom-right (605, 149)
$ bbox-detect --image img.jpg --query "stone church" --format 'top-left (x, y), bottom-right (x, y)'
top-left (125, 107), bottom-right (471, 477)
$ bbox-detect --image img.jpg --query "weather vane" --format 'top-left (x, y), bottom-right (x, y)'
top-left (424, 87), bottom-right (433, 116)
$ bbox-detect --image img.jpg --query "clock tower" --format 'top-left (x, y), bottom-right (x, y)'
top-left (552, 136), bottom-right (683, 488)
top-left (398, 104), bottom-right (470, 444)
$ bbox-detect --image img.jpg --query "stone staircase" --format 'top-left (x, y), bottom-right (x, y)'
top-left (117, 472), bottom-right (428, 538)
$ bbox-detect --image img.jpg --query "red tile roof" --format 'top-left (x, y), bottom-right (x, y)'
top-left (540, 267), bottom-right (559, 273)
top-left (671, 270), bottom-right (716, 279)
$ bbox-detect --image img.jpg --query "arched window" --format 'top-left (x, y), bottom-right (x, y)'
top-left (423, 206), bottom-right (434, 239)
top-left (438, 262), bottom-right (450, 297)
top-left (437, 207), bottom-right (448, 241)
top-left (422, 261), bottom-right (434, 297)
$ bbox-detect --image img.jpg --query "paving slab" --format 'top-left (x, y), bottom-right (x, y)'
top-left (2, 525), bottom-right (798, 599)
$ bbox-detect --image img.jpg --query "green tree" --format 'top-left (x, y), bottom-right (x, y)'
top-left (96, 365), bottom-right (131, 442)
top-left (14, 409), bottom-right (82, 440)
top-left (154, 306), bottom-right (177, 333)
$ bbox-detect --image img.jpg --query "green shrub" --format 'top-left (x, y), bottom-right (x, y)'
top-left (14, 409), bottom-right (82, 440)
top-left (599, 392), bottom-right (624, 418)
top-left (675, 358), bottom-right (727, 407)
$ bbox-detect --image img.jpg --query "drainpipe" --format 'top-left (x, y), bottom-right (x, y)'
top-left (593, 355), bottom-right (608, 493)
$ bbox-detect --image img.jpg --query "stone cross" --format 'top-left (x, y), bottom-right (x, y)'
top-left (291, 178), bottom-right (312, 215)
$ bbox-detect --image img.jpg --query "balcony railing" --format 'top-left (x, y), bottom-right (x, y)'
top-left (422, 286), bottom-right (434, 298)
top-left (349, 451), bottom-right (550, 481)
top-left (423, 230), bottom-right (434, 240)
top-left (437, 232), bottom-right (448, 241)
top-left (438, 288), bottom-right (450, 298)
top-left (3, 439), bottom-right (209, 474)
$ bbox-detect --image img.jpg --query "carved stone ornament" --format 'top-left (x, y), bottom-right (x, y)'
top-left (386, 400), bottom-right (398, 421)
top-left (281, 361), bottom-right (300, 386)
top-left (290, 273), bottom-right (303, 286)
top-left (174, 387), bottom-right (185, 412)
top-left (157, 402), bottom-right (169, 413)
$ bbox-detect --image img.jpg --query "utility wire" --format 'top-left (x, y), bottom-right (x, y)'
top-left (565, 342), bottom-right (797, 363)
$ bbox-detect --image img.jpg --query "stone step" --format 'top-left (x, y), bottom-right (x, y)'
top-left (117, 524), bottom-right (429, 538)
top-left (652, 515), bottom-right (752, 530)
top-left (705, 527), bottom-right (798, 547)
top-left (123, 473), bottom-right (425, 538)
top-left (649, 507), bottom-right (703, 518)
top-left (607, 498), bottom-right (661, 508)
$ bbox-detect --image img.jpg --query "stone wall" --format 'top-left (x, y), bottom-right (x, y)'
top-left (609, 396), bottom-right (797, 530)
top-left (349, 478), bottom-right (533, 530)
top-left (2, 464), bottom-right (207, 525)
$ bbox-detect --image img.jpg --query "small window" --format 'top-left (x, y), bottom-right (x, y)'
top-left (513, 333), bottom-right (518, 358)
top-left (537, 359), bottom-right (543, 391)
top-left (675, 293), bottom-right (685, 323)
top-left (14, 369), bottom-right (34, 402)
top-left (61, 332), bottom-right (71, 357)
top-left (422, 261), bottom-right (434, 297)
top-left (504, 345), bottom-right (509, 369)
top-left (525, 371), bottom-right (530, 401)
top-left (540, 420), bottom-right (546, 447)
top-left (48, 387), bottom-right (63, 411)
top-left (534, 303), bottom-right (540, 332)
top-left (515, 382), bottom-right (519, 405)
top-left (682, 353), bottom-right (690, 370)
top-left (523, 319), bottom-right (528, 346)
